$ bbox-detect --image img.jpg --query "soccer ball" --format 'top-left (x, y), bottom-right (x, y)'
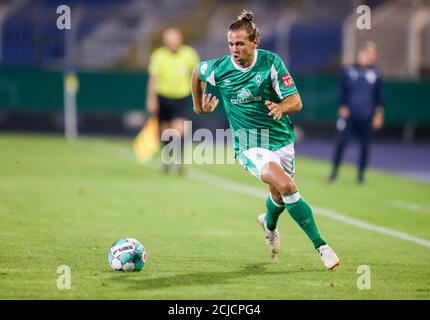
top-left (108, 238), bottom-right (147, 272)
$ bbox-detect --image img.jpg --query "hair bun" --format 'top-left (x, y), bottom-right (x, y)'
top-left (238, 9), bottom-right (253, 23)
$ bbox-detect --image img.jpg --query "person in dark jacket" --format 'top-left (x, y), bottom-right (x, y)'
top-left (328, 42), bottom-right (384, 184)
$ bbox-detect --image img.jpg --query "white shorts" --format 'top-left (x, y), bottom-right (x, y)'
top-left (237, 143), bottom-right (295, 180)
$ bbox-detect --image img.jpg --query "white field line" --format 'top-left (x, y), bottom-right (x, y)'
top-left (387, 200), bottom-right (430, 215)
top-left (80, 138), bottom-right (430, 249)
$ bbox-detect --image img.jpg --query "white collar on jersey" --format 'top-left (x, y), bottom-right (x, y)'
top-left (231, 49), bottom-right (258, 72)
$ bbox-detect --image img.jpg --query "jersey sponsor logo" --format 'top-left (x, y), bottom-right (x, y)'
top-left (223, 79), bottom-right (232, 85)
top-left (200, 63), bottom-right (208, 75)
top-left (282, 74), bottom-right (294, 88)
top-left (230, 87), bottom-right (262, 104)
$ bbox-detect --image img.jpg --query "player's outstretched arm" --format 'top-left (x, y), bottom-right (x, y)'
top-left (191, 67), bottom-right (219, 115)
top-left (265, 93), bottom-right (303, 120)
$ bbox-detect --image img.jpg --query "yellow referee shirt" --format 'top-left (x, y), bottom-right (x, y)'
top-left (148, 45), bottom-right (200, 99)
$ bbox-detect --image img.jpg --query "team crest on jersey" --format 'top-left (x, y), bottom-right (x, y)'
top-left (254, 73), bottom-right (262, 87)
top-left (365, 70), bottom-right (377, 84)
top-left (348, 69), bottom-right (359, 80)
top-left (282, 74), bottom-right (294, 88)
top-left (230, 87), bottom-right (262, 104)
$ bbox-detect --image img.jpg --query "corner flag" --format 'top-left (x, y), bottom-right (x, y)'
top-left (133, 116), bottom-right (160, 163)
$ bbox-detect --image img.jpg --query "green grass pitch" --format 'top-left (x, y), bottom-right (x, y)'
top-left (0, 134), bottom-right (429, 299)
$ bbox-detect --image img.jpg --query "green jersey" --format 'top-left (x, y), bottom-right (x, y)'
top-left (198, 49), bottom-right (298, 157)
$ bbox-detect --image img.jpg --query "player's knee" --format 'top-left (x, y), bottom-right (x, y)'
top-left (278, 179), bottom-right (297, 196)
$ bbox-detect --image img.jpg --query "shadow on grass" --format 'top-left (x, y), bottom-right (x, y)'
top-left (108, 263), bottom-right (323, 291)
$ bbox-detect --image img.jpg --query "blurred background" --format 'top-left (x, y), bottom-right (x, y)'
top-left (0, 0), bottom-right (429, 180)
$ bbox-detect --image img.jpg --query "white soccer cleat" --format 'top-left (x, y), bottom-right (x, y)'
top-left (257, 213), bottom-right (280, 258)
top-left (317, 244), bottom-right (340, 270)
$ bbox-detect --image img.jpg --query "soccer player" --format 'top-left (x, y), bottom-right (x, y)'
top-left (191, 10), bottom-right (340, 269)
top-left (328, 42), bottom-right (384, 184)
top-left (146, 28), bottom-right (200, 174)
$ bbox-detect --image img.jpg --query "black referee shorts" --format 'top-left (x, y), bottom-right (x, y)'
top-left (158, 95), bottom-right (189, 122)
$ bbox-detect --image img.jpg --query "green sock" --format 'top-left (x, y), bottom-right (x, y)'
top-left (283, 192), bottom-right (326, 249)
top-left (265, 194), bottom-right (285, 231)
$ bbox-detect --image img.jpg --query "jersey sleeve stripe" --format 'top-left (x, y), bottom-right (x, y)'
top-left (271, 64), bottom-right (283, 100)
top-left (207, 70), bottom-right (216, 86)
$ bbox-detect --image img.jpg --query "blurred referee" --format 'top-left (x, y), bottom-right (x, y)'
top-left (146, 28), bottom-right (200, 174)
top-left (328, 42), bottom-right (384, 184)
